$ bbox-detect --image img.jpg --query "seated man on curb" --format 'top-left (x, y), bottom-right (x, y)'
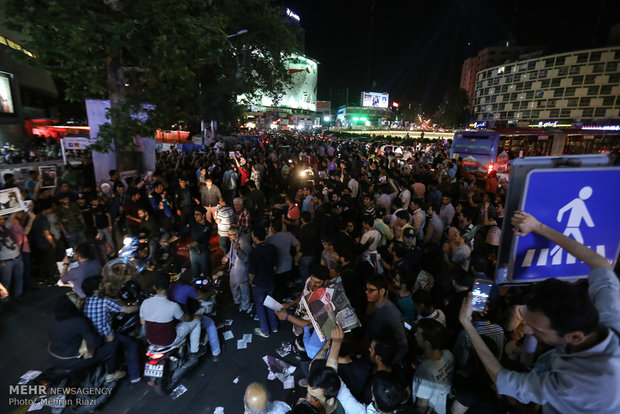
top-left (459, 210), bottom-right (620, 414)
top-left (139, 272), bottom-right (205, 359)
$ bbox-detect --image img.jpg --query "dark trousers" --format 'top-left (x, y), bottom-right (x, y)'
top-left (115, 333), bottom-right (140, 381)
top-left (252, 284), bottom-right (279, 335)
top-left (49, 340), bottom-right (120, 373)
top-left (34, 247), bottom-right (56, 280)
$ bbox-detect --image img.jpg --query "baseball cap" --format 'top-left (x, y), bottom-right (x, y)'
top-left (403, 228), bottom-right (415, 238)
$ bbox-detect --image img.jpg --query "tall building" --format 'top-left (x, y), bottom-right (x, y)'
top-left (0, 23), bottom-right (58, 144)
top-left (473, 46), bottom-right (620, 126)
top-left (460, 46), bottom-right (540, 107)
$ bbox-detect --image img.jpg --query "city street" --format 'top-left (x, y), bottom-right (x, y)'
top-left (1, 285), bottom-right (305, 414)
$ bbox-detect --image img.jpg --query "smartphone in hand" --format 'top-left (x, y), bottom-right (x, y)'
top-left (471, 278), bottom-right (493, 312)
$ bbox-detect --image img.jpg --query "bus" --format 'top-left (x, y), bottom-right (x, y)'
top-left (450, 129), bottom-right (620, 173)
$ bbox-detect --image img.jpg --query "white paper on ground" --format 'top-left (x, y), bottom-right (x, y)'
top-left (223, 331), bottom-right (234, 340)
top-left (170, 384), bottom-right (187, 400)
top-left (263, 295), bottom-right (283, 311)
top-left (18, 370), bottom-right (42, 384)
top-left (237, 339), bottom-right (247, 349)
top-left (233, 376), bottom-right (239, 384)
top-left (27, 396), bottom-right (45, 412)
top-left (262, 355), bottom-right (297, 388)
top-left (243, 333), bottom-right (252, 343)
top-left (283, 375), bottom-right (295, 389)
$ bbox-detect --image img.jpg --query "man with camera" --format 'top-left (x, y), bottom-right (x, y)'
top-left (459, 210), bottom-right (620, 414)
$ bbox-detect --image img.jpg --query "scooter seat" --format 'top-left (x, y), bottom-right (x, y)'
top-left (147, 341), bottom-right (184, 354)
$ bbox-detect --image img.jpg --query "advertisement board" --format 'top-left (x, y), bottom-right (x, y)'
top-left (0, 72), bottom-right (15, 114)
top-left (238, 53), bottom-right (318, 111)
top-left (361, 91), bottom-right (389, 108)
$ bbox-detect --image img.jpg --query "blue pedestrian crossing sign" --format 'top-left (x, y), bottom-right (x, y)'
top-left (512, 167), bottom-right (620, 282)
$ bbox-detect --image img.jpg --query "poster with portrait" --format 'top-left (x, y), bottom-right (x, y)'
top-left (0, 187), bottom-right (23, 216)
top-left (39, 166), bottom-right (57, 189)
top-left (300, 277), bottom-right (361, 342)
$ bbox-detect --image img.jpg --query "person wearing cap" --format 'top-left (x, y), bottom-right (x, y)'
top-left (243, 382), bottom-right (291, 414)
top-left (200, 175), bottom-right (222, 223)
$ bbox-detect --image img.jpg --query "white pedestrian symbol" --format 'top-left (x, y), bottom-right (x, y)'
top-left (550, 186), bottom-right (595, 257)
top-left (520, 186), bottom-right (604, 268)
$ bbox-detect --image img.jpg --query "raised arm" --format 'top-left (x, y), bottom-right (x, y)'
top-left (511, 210), bottom-right (610, 270)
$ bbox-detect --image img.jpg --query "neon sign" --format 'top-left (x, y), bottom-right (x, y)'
top-left (582, 125), bottom-right (620, 131)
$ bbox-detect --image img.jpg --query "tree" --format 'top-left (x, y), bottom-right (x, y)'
top-left (4, 0), bottom-right (298, 167)
top-left (436, 88), bottom-right (470, 129)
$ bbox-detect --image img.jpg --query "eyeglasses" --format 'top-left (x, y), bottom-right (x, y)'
top-left (365, 287), bottom-right (379, 293)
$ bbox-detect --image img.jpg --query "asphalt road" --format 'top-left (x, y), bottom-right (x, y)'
top-left (1, 283), bottom-right (306, 414)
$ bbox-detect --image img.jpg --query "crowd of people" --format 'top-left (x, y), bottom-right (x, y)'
top-left (0, 131), bottom-right (618, 414)
top-left (0, 136), bottom-right (85, 165)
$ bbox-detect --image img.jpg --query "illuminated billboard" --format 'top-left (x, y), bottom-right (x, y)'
top-left (238, 53), bottom-right (318, 111)
top-left (0, 72), bottom-right (15, 114)
top-left (361, 91), bottom-right (389, 108)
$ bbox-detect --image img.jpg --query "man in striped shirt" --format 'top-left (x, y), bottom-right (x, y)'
top-left (215, 198), bottom-right (235, 253)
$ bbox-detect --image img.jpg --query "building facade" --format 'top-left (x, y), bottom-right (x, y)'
top-left (460, 46), bottom-right (539, 107)
top-left (473, 47), bottom-right (620, 126)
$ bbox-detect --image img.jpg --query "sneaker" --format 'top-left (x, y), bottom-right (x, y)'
top-left (212, 354), bottom-right (220, 362)
top-left (254, 327), bottom-right (269, 338)
top-left (105, 370), bottom-right (126, 382)
top-left (298, 378), bottom-right (308, 387)
top-left (245, 304), bottom-right (254, 314)
top-left (272, 329), bottom-right (279, 334)
top-left (130, 377), bottom-right (141, 384)
top-left (190, 346), bottom-right (207, 360)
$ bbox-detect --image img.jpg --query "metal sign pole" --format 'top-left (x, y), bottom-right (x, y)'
top-left (60, 138), bottom-right (67, 165)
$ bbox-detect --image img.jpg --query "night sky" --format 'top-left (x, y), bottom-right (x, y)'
top-left (282, 0), bottom-right (620, 112)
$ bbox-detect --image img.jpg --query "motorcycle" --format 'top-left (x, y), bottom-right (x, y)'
top-left (144, 339), bottom-right (199, 395)
top-left (35, 363), bottom-right (120, 413)
top-left (112, 280), bottom-right (147, 337)
top-left (189, 271), bottom-right (224, 317)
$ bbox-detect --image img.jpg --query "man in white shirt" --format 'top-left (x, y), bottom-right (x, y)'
top-left (411, 318), bottom-right (454, 414)
top-left (139, 273), bottom-right (204, 358)
top-left (439, 195), bottom-right (455, 227)
top-left (360, 216), bottom-right (381, 260)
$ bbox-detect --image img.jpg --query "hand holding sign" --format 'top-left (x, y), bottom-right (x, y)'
top-left (511, 211), bottom-right (542, 236)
